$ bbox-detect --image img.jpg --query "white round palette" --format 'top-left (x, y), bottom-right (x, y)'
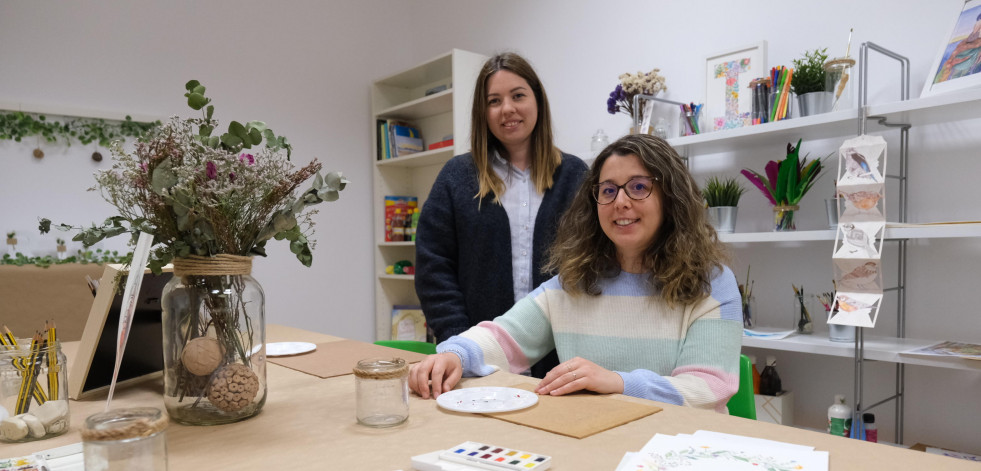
top-left (436, 387), bottom-right (538, 413)
top-left (265, 341), bottom-right (316, 357)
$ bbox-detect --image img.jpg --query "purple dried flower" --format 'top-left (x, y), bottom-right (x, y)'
top-left (140, 162), bottom-right (148, 172)
top-left (607, 96), bottom-right (618, 115)
top-left (206, 161), bottom-right (217, 180)
top-left (229, 172), bottom-right (236, 183)
top-left (239, 153), bottom-right (255, 165)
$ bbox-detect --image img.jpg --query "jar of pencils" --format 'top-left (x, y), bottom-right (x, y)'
top-left (678, 104), bottom-right (704, 136)
top-left (0, 335), bottom-right (70, 443)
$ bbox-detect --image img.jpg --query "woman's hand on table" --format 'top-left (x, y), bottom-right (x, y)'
top-left (535, 357), bottom-right (624, 396)
top-left (409, 352), bottom-right (462, 399)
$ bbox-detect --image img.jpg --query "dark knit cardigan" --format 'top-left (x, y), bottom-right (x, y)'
top-left (415, 152), bottom-right (588, 345)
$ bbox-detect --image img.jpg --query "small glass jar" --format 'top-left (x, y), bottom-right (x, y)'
top-left (0, 340), bottom-right (70, 443)
top-left (824, 57), bottom-right (856, 111)
top-left (741, 294), bottom-right (757, 329)
top-left (791, 292), bottom-right (814, 334)
top-left (353, 358), bottom-right (409, 427)
top-left (82, 407), bottom-right (169, 471)
top-left (773, 205), bottom-right (799, 232)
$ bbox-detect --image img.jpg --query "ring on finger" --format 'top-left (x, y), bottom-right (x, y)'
top-left (572, 372), bottom-right (578, 379)
top-left (566, 364), bottom-right (573, 372)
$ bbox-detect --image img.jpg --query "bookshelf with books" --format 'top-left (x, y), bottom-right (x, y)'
top-left (371, 49), bottom-right (488, 341)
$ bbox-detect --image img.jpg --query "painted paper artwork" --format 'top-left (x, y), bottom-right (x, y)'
top-left (838, 143), bottom-right (885, 185)
top-left (830, 291), bottom-right (882, 328)
top-left (834, 259), bottom-right (882, 291)
top-left (831, 135), bottom-right (887, 327)
top-left (835, 221), bottom-right (884, 259)
top-left (705, 42), bottom-right (766, 132)
top-left (923, 0), bottom-right (981, 97)
top-left (618, 431), bottom-right (829, 471)
top-left (839, 184), bottom-right (885, 221)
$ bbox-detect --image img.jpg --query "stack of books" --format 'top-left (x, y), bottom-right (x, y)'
top-left (376, 119), bottom-right (423, 160)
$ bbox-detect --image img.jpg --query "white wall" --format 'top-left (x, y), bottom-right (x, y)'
top-left (2, 0), bottom-right (979, 454)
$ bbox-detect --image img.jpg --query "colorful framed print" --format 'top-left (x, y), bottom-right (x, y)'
top-left (704, 41), bottom-right (767, 131)
top-left (922, 0), bottom-right (981, 97)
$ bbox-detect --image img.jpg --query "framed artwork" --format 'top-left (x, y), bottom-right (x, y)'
top-left (704, 41), bottom-right (767, 132)
top-left (922, 0), bottom-right (981, 97)
top-left (68, 264), bottom-right (172, 399)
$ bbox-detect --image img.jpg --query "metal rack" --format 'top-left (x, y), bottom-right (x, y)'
top-left (855, 41), bottom-right (911, 444)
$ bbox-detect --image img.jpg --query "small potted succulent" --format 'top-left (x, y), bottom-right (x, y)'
top-left (702, 176), bottom-right (746, 233)
top-left (5, 231), bottom-right (16, 256)
top-left (56, 237), bottom-right (67, 260)
top-left (792, 48), bottom-right (832, 116)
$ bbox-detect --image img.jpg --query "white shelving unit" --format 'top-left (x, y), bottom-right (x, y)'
top-left (371, 49), bottom-right (488, 341)
top-left (719, 223), bottom-right (981, 244)
top-left (663, 59), bottom-right (981, 439)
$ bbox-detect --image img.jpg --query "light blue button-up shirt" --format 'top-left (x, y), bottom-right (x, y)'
top-left (492, 152), bottom-right (544, 303)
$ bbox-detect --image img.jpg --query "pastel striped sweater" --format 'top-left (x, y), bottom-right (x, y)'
top-left (436, 267), bottom-right (743, 412)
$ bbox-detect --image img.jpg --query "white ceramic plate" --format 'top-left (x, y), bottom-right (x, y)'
top-left (436, 387), bottom-right (538, 414)
top-left (265, 341), bottom-right (317, 357)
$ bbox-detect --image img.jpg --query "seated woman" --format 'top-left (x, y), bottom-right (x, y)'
top-left (409, 134), bottom-right (742, 412)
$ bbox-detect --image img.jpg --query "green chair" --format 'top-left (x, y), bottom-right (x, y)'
top-left (374, 340), bottom-right (437, 355)
top-left (727, 354), bottom-right (757, 420)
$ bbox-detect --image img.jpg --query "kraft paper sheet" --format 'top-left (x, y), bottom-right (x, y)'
top-left (268, 339), bottom-right (428, 378)
top-left (482, 383), bottom-right (662, 439)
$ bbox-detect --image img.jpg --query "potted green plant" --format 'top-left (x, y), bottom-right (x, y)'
top-left (702, 176), bottom-right (745, 233)
top-left (5, 231), bottom-right (16, 256)
top-left (791, 48), bottom-right (831, 116)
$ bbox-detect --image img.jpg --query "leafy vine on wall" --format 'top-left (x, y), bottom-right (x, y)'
top-left (0, 110), bottom-right (160, 160)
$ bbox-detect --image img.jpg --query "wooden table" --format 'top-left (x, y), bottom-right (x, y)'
top-left (3, 325), bottom-right (975, 470)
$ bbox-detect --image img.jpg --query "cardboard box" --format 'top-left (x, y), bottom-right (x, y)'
top-left (755, 391), bottom-right (794, 425)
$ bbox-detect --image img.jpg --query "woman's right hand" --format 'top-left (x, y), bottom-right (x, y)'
top-left (408, 352), bottom-right (463, 399)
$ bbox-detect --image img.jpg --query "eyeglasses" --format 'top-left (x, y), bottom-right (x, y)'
top-left (592, 176), bottom-right (659, 205)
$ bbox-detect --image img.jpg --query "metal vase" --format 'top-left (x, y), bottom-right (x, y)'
top-left (707, 206), bottom-right (737, 233)
top-left (797, 91), bottom-right (833, 116)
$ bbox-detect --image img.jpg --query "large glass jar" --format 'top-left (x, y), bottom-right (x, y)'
top-left (0, 340), bottom-right (70, 443)
top-left (161, 255), bottom-right (266, 425)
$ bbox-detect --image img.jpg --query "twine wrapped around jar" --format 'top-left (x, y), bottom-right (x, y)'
top-left (81, 408), bottom-right (169, 442)
top-left (353, 358), bottom-right (409, 380)
top-left (172, 254), bottom-right (252, 277)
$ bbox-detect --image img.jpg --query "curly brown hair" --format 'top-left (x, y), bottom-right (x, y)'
top-left (545, 134), bottom-right (728, 307)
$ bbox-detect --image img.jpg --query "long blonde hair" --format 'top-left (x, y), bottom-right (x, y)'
top-left (545, 134), bottom-right (729, 307)
top-left (470, 53), bottom-right (562, 203)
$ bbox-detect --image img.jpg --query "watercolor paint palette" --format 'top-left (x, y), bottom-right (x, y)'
top-left (411, 441), bottom-right (551, 470)
top-left (435, 387), bottom-right (538, 413)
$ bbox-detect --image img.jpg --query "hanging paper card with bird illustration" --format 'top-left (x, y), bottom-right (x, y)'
top-left (834, 221), bottom-right (884, 259)
top-left (838, 183), bottom-right (885, 222)
top-left (829, 291), bottom-right (882, 328)
top-left (837, 136), bottom-right (886, 185)
top-left (834, 259), bottom-right (882, 292)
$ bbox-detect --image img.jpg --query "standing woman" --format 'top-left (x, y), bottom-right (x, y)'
top-left (410, 134), bottom-right (742, 411)
top-left (415, 52), bottom-right (587, 377)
